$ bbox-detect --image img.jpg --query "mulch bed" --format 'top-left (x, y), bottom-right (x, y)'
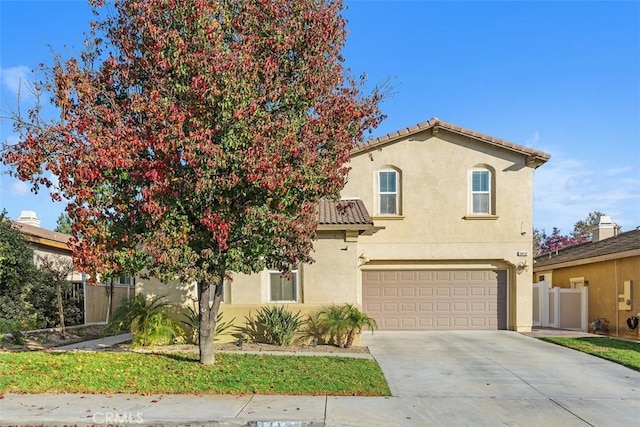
top-left (1, 326), bottom-right (369, 355)
top-left (0, 325), bottom-right (107, 352)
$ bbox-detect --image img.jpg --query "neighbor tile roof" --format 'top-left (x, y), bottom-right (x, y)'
top-left (352, 117), bottom-right (551, 167)
top-left (534, 228), bottom-right (640, 268)
top-left (317, 199), bottom-right (373, 226)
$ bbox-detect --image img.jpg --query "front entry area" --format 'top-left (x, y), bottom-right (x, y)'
top-left (362, 269), bottom-right (507, 330)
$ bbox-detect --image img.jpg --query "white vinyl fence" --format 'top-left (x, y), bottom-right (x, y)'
top-left (533, 281), bottom-right (589, 331)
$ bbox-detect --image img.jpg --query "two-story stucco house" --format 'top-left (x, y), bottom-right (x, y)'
top-left (138, 118), bottom-right (550, 336)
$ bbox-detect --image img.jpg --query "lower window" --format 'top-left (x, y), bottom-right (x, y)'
top-left (269, 270), bottom-right (298, 302)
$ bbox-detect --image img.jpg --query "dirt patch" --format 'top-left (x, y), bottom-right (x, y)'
top-left (118, 341), bottom-right (369, 355)
top-left (0, 325), bottom-right (107, 352)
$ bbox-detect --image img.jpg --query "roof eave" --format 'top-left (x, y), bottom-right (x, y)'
top-left (351, 118), bottom-right (552, 165)
top-left (533, 248), bottom-right (640, 271)
top-left (316, 224), bottom-right (382, 235)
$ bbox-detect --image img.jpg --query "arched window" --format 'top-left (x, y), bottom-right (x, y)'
top-left (378, 167), bottom-right (401, 215)
top-left (469, 167), bottom-right (493, 215)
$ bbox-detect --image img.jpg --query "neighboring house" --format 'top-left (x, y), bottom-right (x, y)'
top-left (138, 117), bottom-right (550, 337)
top-left (533, 216), bottom-right (640, 340)
top-left (12, 211), bottom-right (135, 325)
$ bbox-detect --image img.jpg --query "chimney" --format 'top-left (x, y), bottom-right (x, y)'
top-left (592, 215), bottom-right (615, 242)
top-left (16, 210), bottom-right (41, 227)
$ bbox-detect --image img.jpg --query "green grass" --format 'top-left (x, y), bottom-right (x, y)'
top-left (0, 351), bottom-right (390, 396)
top-left (540, 336), bottom-right (640, 372)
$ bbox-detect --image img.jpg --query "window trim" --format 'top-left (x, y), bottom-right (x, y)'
top-left (206, 280), bottom-right (228, 304)
top-left (268, 270), bottom-right (298, 303)
top-left (117, 276), bottom-right (134, 286)
top-left (469, 168), bottom-right (492, 215)
top-left (378, 168), bottom-right (400, 216)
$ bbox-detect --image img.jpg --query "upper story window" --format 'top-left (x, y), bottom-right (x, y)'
top-left (269, 270), bottom-right (298, 302)
top-left (470, 168), bottom-right (492, 215)
top-left (378, 168), bottom-right (400, 215)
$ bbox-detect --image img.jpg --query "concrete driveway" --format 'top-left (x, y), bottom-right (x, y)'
top-left (347, 331), bottom-right (640, 427)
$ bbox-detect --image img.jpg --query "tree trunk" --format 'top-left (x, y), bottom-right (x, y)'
top-left (56, 281), bottom-right (67, 339)
top-left (198, 273), bottom-right (224, 365)
top-left (345, 329), bottom-right (356, 349)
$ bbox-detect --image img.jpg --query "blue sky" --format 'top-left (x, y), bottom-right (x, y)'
top-left (1, 0), bottom-right (639, 234)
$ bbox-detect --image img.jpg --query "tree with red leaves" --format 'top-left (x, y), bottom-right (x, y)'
top-left (536, 228), bottom-right (586, 256)
top-left (2, 0), bottom-right (384, 364)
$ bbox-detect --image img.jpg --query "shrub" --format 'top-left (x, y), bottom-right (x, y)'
top-left (181, 300), bottom-right (236, 344)
top-left (254, 305), bottom-right (305, 346)
top-left (317, 304), bottom-right (377, 348)
top-left (0, 318), bottom-right (34, 346)
top-left (28, 278), bottom-right (84, 328)
top-left (105, 294), bottom-right (178, 347)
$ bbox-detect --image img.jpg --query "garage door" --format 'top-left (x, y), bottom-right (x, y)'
top-left (362, 270), bottom-right (507, 330)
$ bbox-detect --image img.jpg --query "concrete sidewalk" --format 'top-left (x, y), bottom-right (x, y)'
top-left (3, 331), bottom-right (640, 426)
top-left (52, 333), bottom-right (133, 351)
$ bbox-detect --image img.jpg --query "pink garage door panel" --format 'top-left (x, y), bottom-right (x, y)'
top-left (362, 270), bottom-right (507, 330)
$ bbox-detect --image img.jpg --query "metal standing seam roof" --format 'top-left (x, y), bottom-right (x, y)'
top-left (316, 199), bottom-right (373, 226)
top-left (352, 117), bottom-right (551, 167)
top-left (534, 228), bottom-right (640, 268)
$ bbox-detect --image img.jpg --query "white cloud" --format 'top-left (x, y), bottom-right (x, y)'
top-left (0, 65), bottom-right (36, 103)
top-left (534, 152), bottom-right (640, 233)
top-left (525, 131), bottom-right (540, 146)
top-left (11, 180), bottom-right (29, 195)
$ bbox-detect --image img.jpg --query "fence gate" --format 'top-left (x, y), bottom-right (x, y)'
top-left (533, 281), bottom-right (588, 331)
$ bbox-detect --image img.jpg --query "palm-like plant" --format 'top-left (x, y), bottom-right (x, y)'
top-left (181, 299), bottom-right (236, 344)
top-left (317, 304), bottom-right (377, 348)
top-left (104, 294), bottom-right (178, 347)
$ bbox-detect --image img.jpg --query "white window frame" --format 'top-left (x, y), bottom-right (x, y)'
top-left (470, 168), bottom-right (491, 215)
top-left (378, 169), bottom-right (399, 215)
top-left (118, 276), bottom-right (134, 286)
top-left (268, 270), bottom-right (298, 303)
top-left (205, 280), bottom-right (228, 304)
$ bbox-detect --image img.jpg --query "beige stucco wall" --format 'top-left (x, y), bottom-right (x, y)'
top-left (136, 128), bottom-right (541, 335)
top-left (135, 230), bottom-right (361, 343)
top-left (343, 129), bottom-right (537, 332)
top-left (536, 256), bottom-right (640, 340)
top-left (31, 245), bottom-right (84, 283)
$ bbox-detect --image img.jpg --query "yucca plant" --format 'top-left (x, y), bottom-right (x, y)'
top-left (104, 294), bottom-right (178, 347)
top-left (317, 303), bottom-right (377, 348)
top-left (254, 305), bottom-right (305, 346)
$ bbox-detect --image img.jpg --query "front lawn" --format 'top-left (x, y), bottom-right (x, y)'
top-left (0, 351), bottom-right (390, 396)
top-left (540, 336), bottom-right (640, 372)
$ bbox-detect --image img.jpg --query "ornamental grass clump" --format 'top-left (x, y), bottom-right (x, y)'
top-left (254, 305), bottom-right (305, 346)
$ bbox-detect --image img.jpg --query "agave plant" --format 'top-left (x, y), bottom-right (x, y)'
top-left (318, 303), bottom-right (377, 348)
top-left (254, 305), bottom-right (305, 346)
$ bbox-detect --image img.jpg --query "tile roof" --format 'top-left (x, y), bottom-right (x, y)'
top-left (317, 199), bottom-right (373, 226)
top-left (352, 117), bottom-right (551, 167)
top-left (534, 228), bottom-right (640, 268)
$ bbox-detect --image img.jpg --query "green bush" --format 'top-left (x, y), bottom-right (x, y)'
top-left (0, 318), bottom-right (34, 345)
top-left (28, 278), bottom-right (84, 328)
top-left (254, 305), bottom-right (305, 346)
top-left (105, 294), bottom-right (178, 347)
top-left (317, 304), bottom-right (377, 348)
